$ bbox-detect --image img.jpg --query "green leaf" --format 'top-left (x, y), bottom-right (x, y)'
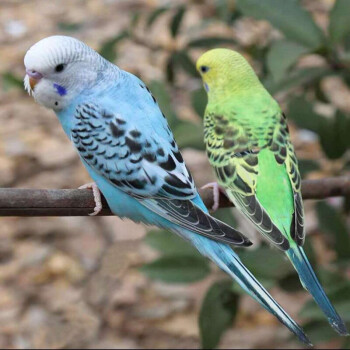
top-left (318, 110), bottom-right (350, 159)
top-left (172, 51), bottom-right (198, 77)
top-left (212, 208), bottom-right (238, 229)
top-left (299, 300), bottom-right (325, 321)
top-left (345, 35), bottom-right (350, 52)
top-left (302, 321), bottom-right (337, 344)
top-left (170, 6), bottom-right (186, 38)
top-left (298, 159), bottom-right (320, 178)
top-left (199, 280), bottom-right (239, 349)
top-left (265, 67), bottom-right (330, 95)
top-left (99, 31), bottom-right (129, 62)
top-left (339, 50), bottom-right (350, 64)
top-left (317, 268), bottom-right (347, 293)
top-left (300, 299), bottom-right (350, 322)
top-left (173, 121), bottom-right (205, 150)
top-left (214, 0), bottom-right (231, 23)
top-left (57, 21), bottom-right (82, 32)
top-left (236, 0), bottom-right (324, 49)
top-left (191, 88), bottom-right (207, 118)
top-left (130, 11), bottom-right (141, 30)
top-left (187, 37), bottom-right (236, 48)
top-left (335, 109), bottom-right (350, 149)
top-left (303, 236), bottom-right (317, 267)
top-left (2, 72), bottom-right (23, 91)
top-left (214, 0), bottom-right (239, 24)
top-left (327, 282), bottom-right (350, 301)
top-left (287, 96), bottom-right (323, 133)
top-left (237, 246), bottom-right (294, 280)
top-left (167, 51), bottom-right (198, 81)
top-left (299, 280), bottom-right (350, 323)
top-left (267, 40), bottom-right (310, 82)
top-left (303, 237), bottom-right (317, 267)
top-left (146, 6), bottom-right (169, 28)
top-left (148, 80), bottom-right (178, 128)
top-left (141, 255), bottom-right (210, 283)
top-left (166, 55), bottom-right (175, 83)
top-left (342, 336), bottom-right (350, 349)
top-left (315, 80), bottom-right (329, 103)
top-left (278, 273), bottom-right (303, 292)
top-left (144, 229), bottom-right (203, 257)
top-left (316, 202), bottom-right (350, 260)
top-left (329, 0), bottom-right (350, 44)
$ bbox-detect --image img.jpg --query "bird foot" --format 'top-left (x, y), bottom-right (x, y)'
top-left (79, 182), bottom-right (102, 216)
top-left (201, 182), bottom-right (226, 212)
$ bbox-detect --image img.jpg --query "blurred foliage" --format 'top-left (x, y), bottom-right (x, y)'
top-left (5, 0), bottom-right (349, 348)
top-left (95, 0), bottom-right (350, 348)
top-left (1, 72), bottom-right (23, 91)
top-left (199, 280), bottom-right (239, 349)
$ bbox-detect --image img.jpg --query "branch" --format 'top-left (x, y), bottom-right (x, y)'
top-left (0, 176), bottom-right (349, 216)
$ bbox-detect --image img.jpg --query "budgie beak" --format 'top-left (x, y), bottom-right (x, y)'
top-left (25, 69), bottom-right (42, 90)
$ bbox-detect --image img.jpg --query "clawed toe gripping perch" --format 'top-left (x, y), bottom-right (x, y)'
top-left (78, 182), bottom-right (102, 216)
top-left (201, 182), bottom-right (226, 212)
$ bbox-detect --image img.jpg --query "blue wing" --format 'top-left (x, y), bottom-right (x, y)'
top-left (72, 102), bottom-right (195, 199)
top-left (69, 80), bottom-right (251, 246)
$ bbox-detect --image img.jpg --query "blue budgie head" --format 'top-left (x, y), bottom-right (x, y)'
top-left (24, 35), bottom-right (112, 111)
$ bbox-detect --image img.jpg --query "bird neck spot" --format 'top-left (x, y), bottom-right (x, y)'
top-left (53, 83), bottom-right (67, 96)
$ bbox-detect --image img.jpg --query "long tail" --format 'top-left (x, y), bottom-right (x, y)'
top-left (286, 245), bottom-right (348, 335)
top-left (191, 237), bottom-right (312, 346)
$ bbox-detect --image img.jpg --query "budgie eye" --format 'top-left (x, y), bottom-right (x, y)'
top-left (55, 64), bottom-right (65, 73)
top-left (200, 66), bottom-right (210, 73)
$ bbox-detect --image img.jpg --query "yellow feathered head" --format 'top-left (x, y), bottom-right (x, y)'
top-left (196, 48), bottom-right (261, 97)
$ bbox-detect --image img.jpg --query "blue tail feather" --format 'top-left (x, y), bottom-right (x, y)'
top-left (286, 246), bottom-right (348, 336)
top-left (181, 195), bottom-right (312, 345)
top-left (189, 236), bottom-right (313, 346)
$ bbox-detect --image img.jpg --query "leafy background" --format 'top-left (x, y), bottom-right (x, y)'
top-left (0, 0), bottom-right (350, 348)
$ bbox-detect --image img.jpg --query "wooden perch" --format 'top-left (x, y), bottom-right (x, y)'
top-left (0, 176), bottom-right (349, 216)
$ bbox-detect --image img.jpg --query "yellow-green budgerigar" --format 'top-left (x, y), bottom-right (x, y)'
top-left (196, 48), bottom-right (348, 336)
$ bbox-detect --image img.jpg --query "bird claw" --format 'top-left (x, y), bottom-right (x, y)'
top-left (79, 182), bottom-right (102, 216)
top-left (201, 182), bottom-right (226, 212)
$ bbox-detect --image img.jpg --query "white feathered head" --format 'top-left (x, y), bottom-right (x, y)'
top-left (24, 36), bottom-right (109, 110)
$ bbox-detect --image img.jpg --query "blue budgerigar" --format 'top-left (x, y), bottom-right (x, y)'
top-left (24, 36), bottom-right (312, 345)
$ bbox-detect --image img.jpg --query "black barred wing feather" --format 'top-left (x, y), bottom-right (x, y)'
top-left (204, 112), bottom-right (260, 195)
top-left (71, 103), bottom-right (251, 247)
top-left (270, 114), bottom-right (305, 245)
top-left (141, 198), bottom-right (251, 246)
top-left (204, 111), bottom-right (291, 250)
top-left (291, 192), bottom-right (305, 245)
top-left (233, 194), bottom-right (291, 250)
top-left (72, 103), bottom-right (195, 199)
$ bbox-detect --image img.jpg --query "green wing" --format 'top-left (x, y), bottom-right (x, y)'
top-left (270, 113), bottom-right (305, 246)
top-left (205, 111), bottom-right (304, 251)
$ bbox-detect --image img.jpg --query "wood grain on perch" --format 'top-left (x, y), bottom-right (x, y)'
top-left (0, 176), bottom-right (349, 216)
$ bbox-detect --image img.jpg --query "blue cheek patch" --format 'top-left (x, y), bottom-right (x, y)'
top-left (53, 83), bottom-right (67, 96)
top-left (204, 83), bottom-right (209, 92)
